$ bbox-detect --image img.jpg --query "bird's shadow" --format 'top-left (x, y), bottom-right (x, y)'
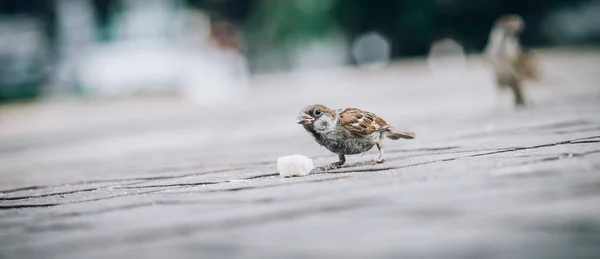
top-left (311, 160), bottom-right (381, 174)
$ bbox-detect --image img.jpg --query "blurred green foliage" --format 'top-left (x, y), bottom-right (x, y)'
top-left (188, 0), bottom-right (595, 55)
top-left (247, 0), bottom-right (336, 44)
top-left (0, 0), bottom-right (596, 102)
top-left (1, 0), bottom-right (595, 57)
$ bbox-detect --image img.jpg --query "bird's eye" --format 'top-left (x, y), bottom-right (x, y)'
top-left (314, 109), bottom-right (322, 116)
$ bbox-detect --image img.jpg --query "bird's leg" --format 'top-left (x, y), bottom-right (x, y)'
top-left (494, 77), bottom-right (507, 108)
top-left (375, 142), bottom-right (386, 164)
top-left (509, 78), bottom-right (526, 108)
top-left (331, 154), bottom-right (346, 168)
top-left (321, 154), bottom-right (345, 170)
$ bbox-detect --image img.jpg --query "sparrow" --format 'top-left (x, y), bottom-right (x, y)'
top-left (484, 14), bottom-right (540, 107)
top-left (297, 104), bottom-right (415, 170)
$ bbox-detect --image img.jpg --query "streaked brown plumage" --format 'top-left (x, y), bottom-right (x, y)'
top-left (297, 104), bottom-right (415, 170)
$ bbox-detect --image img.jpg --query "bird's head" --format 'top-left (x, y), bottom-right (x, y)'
top-left (496, 14), bottom-right (524, 35)
top-left (296, 104), bottom-right (335, 128)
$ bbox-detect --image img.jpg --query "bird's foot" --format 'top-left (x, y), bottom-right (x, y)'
top-left (318, 163), bottom-right (343, 171)
top-left (374, 158), bottom-right (386, 164)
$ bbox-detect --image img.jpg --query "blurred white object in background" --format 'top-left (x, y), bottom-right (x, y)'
top-left (351, 31), bottom-right (391, 69)
top-left (179, 45), bottom-right (250, 106)
top-left (178, 10), bottom-right (250, 106)
top-left (427, 37), bottom-right (466, 76)
top-left (49, 0), bottom-right (96, 98)
top-left (74, 1), bottom-right (249, 105)
top-left (289, 31), bottom-right (349, 72)
top-left (77, 41), bottom-right (181, 96)
top-left (77, 0), bottom-right (180, 96)
top-left (115, 0), bottom-right (174, 41)
top-left (277, 155), bottom-right (314, 177)
top-left (248, 32), bottom-right (349, 74)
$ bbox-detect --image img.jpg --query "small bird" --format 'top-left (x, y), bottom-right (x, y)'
top-left (484, 14), bottom-right (540, 107)
top-left (297, 104), bottom-right (415, 170)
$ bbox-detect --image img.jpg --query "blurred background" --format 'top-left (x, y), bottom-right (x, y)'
top-left (0, 0), bottom-right (598, 103)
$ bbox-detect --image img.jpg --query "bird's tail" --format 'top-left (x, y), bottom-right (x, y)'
top-left (385, 128), bottom-right (416, 140)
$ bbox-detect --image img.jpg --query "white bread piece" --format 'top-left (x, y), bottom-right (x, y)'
top-left (277, 155), bottom-right (314, 177)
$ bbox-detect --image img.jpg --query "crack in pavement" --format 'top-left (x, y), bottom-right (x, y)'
top-left (0, 176), bottom-right (352, 211)
top-left (2, 198), bottom-right (380, 253)
top-left (0, 176), bottom-right (354, 232)
top-left (0, 167), bottom-right (250, 194)
top-left (0, 203), bottom-right (58, 210)
top-left (1, 136), bottom-right (597, 209)
top-left (0, 140), bottom-right (568, 197)
top-left (0, 188), bottom-right (175, 210)
top-left (313, 136), bottom-right (600, 174)
top-left (0, 147), bottom-right (464, 198)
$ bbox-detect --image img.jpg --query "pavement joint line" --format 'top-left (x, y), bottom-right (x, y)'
top-left (1, 135), bottom-right (596, 209)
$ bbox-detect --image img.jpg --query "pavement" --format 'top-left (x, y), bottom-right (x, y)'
top-left (1, 49), bottom-right (599, 259)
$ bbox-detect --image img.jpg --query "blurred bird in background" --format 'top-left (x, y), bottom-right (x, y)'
top-left (485, 14), bottom-right (541, 108)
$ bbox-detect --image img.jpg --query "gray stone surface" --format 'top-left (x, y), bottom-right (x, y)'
top-left (1, 49), bottom-right (600, 259)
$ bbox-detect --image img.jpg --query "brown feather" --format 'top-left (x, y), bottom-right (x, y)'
top-left (339, 108), bottom-right (390, 137)
top-left (386, 129), bottom-right (416, 140)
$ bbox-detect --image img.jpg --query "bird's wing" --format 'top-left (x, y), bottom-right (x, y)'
top-left (514, 50), bottom-right (540, 80)
top-left (338, 108), bottom-right (389, 137)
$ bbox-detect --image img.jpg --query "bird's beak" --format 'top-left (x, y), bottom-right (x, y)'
top-left (296, 114), bottom-right (314, 125)
top-left (506, 20), bottom-right (523, 33)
